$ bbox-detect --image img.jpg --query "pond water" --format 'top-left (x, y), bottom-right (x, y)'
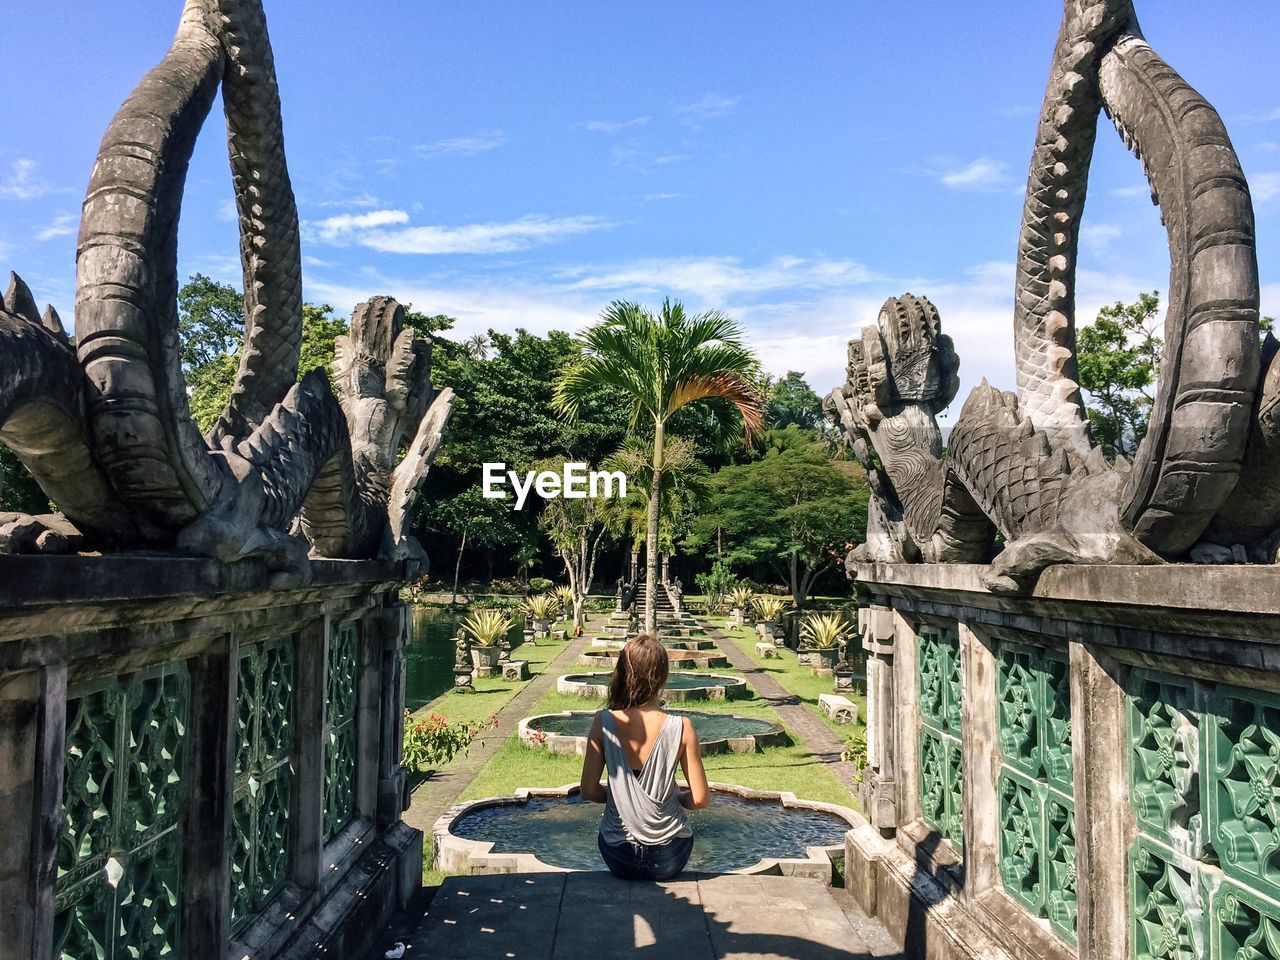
top-left (405, 606), bottom-right (523, 711)
top-left (449, 792), bottom-right (850, 872)
top-left (529, 710), bottom-right (779, 744)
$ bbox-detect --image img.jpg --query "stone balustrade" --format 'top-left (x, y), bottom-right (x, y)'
top-left (845, 561), bottom-right (1280, 960)
top-left (0, 555), bottom-right (420, 960)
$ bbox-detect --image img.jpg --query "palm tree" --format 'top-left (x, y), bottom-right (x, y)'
top-left (464, 333), bottom-right (491, 361)
top-left (555, 299), bottom-right (763, 634)
top-left (604, 435), bottom-right (710, 569)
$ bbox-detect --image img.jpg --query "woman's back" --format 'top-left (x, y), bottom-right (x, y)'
top-left (576, 633), bottom-right (710, 881)
top-left (598, 708), bottom-right (690, 846)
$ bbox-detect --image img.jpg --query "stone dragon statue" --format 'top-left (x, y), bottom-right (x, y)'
top-left (0, 0), bottom-right (453, 575)
top-left (827, 0), bottom-right (1277, 593)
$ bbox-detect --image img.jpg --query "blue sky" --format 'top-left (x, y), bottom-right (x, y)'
top-left (5, 2), bottom-right (1280, 413)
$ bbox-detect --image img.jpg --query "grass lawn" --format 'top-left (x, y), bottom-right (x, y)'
top-left (706, 616), bottom-right (867, 740)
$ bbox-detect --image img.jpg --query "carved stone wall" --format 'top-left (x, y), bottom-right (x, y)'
top-left (845, 561), bottom-right (1280, 960)
top-left (0, 556), bottom-right (420, 960)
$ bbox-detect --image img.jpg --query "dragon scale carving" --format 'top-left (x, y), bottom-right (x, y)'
top-left (829, 0), bottom-right (1276, 591)
top-left (0, 0), bottom-right (453, 571)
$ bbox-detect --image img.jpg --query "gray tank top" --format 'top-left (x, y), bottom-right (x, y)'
top-left (598, 710), bottom-right (692, 846)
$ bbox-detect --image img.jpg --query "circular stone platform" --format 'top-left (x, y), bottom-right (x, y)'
top-left (556, 672), bottom-right (748, 701)
top-left (518, 710), bottom-right (787, 756)
top-left (434, 783), bottom-right (859, 879)
top-left (576, 648), bottom-right (730, 670)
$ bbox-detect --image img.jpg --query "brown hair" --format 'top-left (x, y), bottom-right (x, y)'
top-left (607, 634), bottom-right (669, 709)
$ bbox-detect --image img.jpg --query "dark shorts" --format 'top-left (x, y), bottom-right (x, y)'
top-left (597, 832), bottom-right (694, 882)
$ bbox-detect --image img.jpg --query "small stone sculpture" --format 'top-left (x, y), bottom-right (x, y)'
top-left (452, 634), bottom-right (473, 692)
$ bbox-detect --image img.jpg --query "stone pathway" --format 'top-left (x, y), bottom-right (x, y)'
top-left (698, 619), bottom-right (863, 793)
top-left (402, 618), bottom-right (601, 838)
top-left (385, 872), bottom-right (904, 960)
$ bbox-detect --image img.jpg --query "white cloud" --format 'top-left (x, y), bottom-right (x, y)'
top-left (585, 116), bottom-right (650, 134)
top-left (35, 213), bottom-right (75, 242)
top-left (306, 274), bottom-right (602, 342)
top-left (941, 157), bottom-right (1009, 190)
top-left (1252, 172), bottom-right (1280, 203)
top-left (610, 145), bottom-right (691, 173)
top-left (299, 254), bottom-right (1178, 416)
top-left (0, 159), bottom-right (53, 200)
top-left (306, 212), bottom-right (611, 255)
top-left (217, 198), bottom-right (238, 222)
top-left (313, 192), bottom-right (382, 209)
top-left (1111, 184), bottom-right (1151, 199)
top-left (555, 256), bottom-right (882, 301)
top-left (307, 209), bottom-right (410, 242)
top-left (676, 93), bottom-right (739, 121)
top-left (1081, 223), bottom-right (1123, 254)
top-left (643, 193), bottom-right (682, 202)
top-left (414, 133), bottom-right (507, 158)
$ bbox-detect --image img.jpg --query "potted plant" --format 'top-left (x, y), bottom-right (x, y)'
top-left (799, 613), bottom-right (851, 672)
top-left (461, 610), bottom-right (513, 670)
top-left (525, 594), bottom-right (557, 637)
top-left (728, 586), bottom-right (754, 627)
top-left (553, 585), bottom-right (574, 619)
top-left (752, 596), bottom-right (786, 640)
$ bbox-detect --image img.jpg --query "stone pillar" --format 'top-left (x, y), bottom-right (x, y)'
top-left (958, 622), bottom-right (999, 898)
top-left (891, 609), bottom-right (921, 829)
top-left (375, 603), bottom-right (409, 829)
top-left (0, 663), bottom-right (65, 959)
top-left (182, 639), bottom-right (236, 960)
top-left (629, 549), bottom-right (639, 583)
top-left (859, 605), bottom-right (898, 833)
top-left (291, 615), bottom-right (330, 893)
top-left (1070, 642), bottom-right (1129, 960)
top-left (661, 553), bottom-right (670, 585)
top-left (356, 613), bottom-right (382, 822)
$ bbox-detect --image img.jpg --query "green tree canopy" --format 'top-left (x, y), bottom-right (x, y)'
top-left (767, 371), bottom-right (824, 430)
top-left (177, 274), bottom-right (350, 433)
top-left (1076, 291), bottom-right (1161, 458)
top-left (687, 427), bottom-right (867, 607)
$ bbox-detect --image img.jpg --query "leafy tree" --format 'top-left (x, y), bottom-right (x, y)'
top-left (694, 559), bottom-right (738, 613)
top-left (176, 275), bottom-right (350, 432)
top-left (555, 300), bottom-right (764, 634)
top-left (1076, 292), bottom-right (1161, 457)
top-left (537, 459), bottom-right (612, 628)
top-left (768, 371), bottom-right (824, 429)
top-left (1, 444), bottom-right (49, 513)
top-left (178, 273), bottom-right (243, 371)
top-left (688, 429), bottom-right (867, 608)
top-left (420, 487), bottom-right (519, 603)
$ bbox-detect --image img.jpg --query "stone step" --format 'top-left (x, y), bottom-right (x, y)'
top-left (393, 873), bottom-right (905, 960)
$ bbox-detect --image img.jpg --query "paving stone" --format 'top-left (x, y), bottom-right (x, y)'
top-left (386, 873), bottom-right (902, 960)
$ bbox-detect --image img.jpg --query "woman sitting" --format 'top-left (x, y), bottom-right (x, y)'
top-left (579, 633), bottom-right (711, 881)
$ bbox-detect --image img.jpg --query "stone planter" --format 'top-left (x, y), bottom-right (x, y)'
top-left (533, 618), bottom-right (551, 638)
top-left (797, 647), bottom-right (840, 671)
top-left (470, 645), bottom-right (501, 671)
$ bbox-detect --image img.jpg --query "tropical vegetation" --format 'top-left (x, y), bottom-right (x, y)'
top-left (800, 612), bottom-right (853, 650)
top-left (554, 299), bottom-right (765, 633)
top-left (460, 610), bottom-right (514, 647)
